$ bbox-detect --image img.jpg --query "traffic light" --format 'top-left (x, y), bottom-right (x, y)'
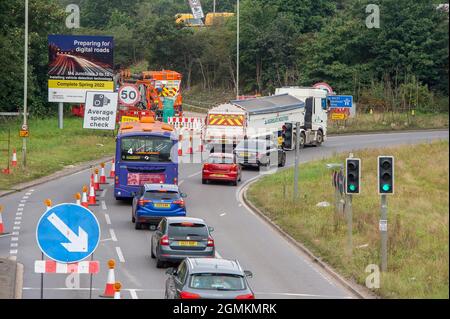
top-left (345, 158), bottom-right (361, 194)
top-left (282, 122), bottom-right (294, 150)
top-left (378, 156), bottom-right (394, 194)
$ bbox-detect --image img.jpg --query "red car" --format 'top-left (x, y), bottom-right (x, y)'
top-left (202, 153), bottom-right (242, 186)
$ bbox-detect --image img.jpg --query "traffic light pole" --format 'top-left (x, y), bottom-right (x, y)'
top-left (345, 194), bottom-right (353, 256)
top-left (293, 122), bottom-right (301, 200)
top-left (380, 194), bottom-right (388, 271)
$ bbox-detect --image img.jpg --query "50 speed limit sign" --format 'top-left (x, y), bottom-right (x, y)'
top-left (118, 84), bottom-right (139, 106)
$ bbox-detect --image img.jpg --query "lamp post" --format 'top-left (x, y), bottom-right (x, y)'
top-left (236, 0), bottom-right (239, 100)
top-left (22, 0), bottom-right (29, 168)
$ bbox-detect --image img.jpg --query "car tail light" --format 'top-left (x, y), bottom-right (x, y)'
top-left (207, 236), bottom-right (215, 247)
top-left (115, 176), bottom-right (119, 185)
top-left (236, 293), bottom-right (255, 299)
top-left (138, 199), bottom-right (151, 206)
top-left (173, 200), bottom-right (185, 207)
top-left (231, 164), bottom-right (238, 171)
top-left (174, 177), bottom-right (177, 184)
top-left (203, 163), bottom-right (210, 170)
top-left (160, 235), bottom-right (169, 246)
top-left (180, 291), bottom-right (201, 299)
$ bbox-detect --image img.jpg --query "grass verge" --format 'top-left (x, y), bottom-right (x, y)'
top-left (0, 117), bottom-right (115, 190)
top-left (328, 112), bottom-right (448, 134)
top-left (247, 141), bottom-right (449, 298)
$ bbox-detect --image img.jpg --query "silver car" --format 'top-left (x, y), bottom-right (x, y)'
top-left (151, 217), bottom-right (215, 268)
top-left (165, 257), bottom-right (255, 299)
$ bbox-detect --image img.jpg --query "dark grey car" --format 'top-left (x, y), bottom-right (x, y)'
top-left (165, 258), bottom-right (255, 299)
top-left (151, 217), bottom-right (215, 268)
top-left (234, 139), bottom-right (286, 168)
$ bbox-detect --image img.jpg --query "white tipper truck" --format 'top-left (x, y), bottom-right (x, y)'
top-left (203, 94), bottom-right (304, 151)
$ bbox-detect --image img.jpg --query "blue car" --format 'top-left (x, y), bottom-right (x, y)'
top-left (132, 184), bottom-right (187, 229)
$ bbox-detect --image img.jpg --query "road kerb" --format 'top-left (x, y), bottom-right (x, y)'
top-left (240, 182), bottom-right (376, 300)
top-left (15, 262), bottom-right (24, 299)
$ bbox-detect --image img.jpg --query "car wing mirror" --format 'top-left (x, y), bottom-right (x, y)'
top-left (244, 270), bottom-right (253, 278)
top-left (180, 193), bottom-right (187, 198)
top-left (208, 226), bottom-right (215, 233)
top-left (166, 268), bottom-right (176, 275)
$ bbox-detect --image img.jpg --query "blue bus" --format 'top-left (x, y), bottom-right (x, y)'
top-left (114, 117), bottom-right (179, 200)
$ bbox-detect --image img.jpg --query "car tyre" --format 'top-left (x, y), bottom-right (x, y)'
top-left (202, 179), bottom-right (207, 184)
top-left (151, 242), bottom-right (156, 259)
top-left (300, 132), bottom-right (306, 149)
top-left (315, 131), bottom-right (323, 146)
top-left (278, 153), bottom-right (286, 167)
top-left (156, 259), bottom-right (166, 268)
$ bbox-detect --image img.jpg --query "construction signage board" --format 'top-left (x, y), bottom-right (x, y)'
top-left (48, 35), bottom-right (114, 103)
top-left (36, 203), bottom-right (100, 263)
top-left (121, 116), bottom-right (140, 123)
top-left (331, 111), bottom-right (348, 121)
top-left (83, 91), bottom-right (118, 130)
top-left (188, 0), bottom-right (205, 19)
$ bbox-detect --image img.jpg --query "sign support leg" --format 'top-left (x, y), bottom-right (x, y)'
top-left (58, 102), bottom-right (63, 129)
top-left (40, 252), bottom-right (44, 299)
top-left (293, 122), bottom-right (301, 200)
top-left (89, 253), bottom-right (93, 299)
top-left (380, 194), bottom-right (388, 272)
top-left (345, 194), bottom-right (353, 256)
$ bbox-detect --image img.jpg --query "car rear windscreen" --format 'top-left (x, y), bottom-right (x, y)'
top-left (207, 157), bottom-right (234, 164)
top-left (168, 223), bottom-right (208, 238)
top-left (189, 273), bottom-right (245, 291)
top-left (144, 191), bottom-right (179, 200)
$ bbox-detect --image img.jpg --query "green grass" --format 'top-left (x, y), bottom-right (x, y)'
top-left (0, 117), bottom-right (115, 190)
top-left (247, 141), bottom-right (449, 298)
top-left (328, 112), bottom-right (448, 134)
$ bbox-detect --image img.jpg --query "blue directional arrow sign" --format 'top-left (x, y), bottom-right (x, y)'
top-left (36, 203), bottom-right (100, 263)
top-left (328, 95), bottom-right (353, 108)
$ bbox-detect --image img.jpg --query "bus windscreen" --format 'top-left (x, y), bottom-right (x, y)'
top-left (120, 136), bottom-right (172, 162)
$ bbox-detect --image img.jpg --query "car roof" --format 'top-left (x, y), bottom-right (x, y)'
top-left (186, 258), bottom-right (244, 276)
top-left (165, 217), bottom-right (206, 224)
top-left (143, 183), bottom-right (179, 192)
top-left (209, 152), bottom-right (234, 158)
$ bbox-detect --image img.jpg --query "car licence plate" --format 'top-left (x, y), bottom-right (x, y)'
top-left (178, 241), bottom-right (198, 247)
top-left (211, 174), bottom-right (226, 177)
top-left (154, 203), bottom-right (171, 208)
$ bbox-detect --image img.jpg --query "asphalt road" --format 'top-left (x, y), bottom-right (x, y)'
top-left (0, 130), bottom-right (447, 299)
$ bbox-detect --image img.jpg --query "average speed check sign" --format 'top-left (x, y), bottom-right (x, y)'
top-left (118, 84), bottom-right (139, 106)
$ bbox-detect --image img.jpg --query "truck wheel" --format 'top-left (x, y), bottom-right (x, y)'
top-left (315, 131), bottom-right (323, 146)
top-left (300, 132), bottom-right (306, 149)
top-left (132, 215), bottom-right (135, 223)
top-left (135, 222), bottom-right (142, 230)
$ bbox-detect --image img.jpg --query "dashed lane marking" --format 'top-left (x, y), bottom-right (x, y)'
top-left (10, 243), bottom-right (18, 247)
top-left (116, 246), bottom-right (125, 262)
top-left (109, 229), bottom-right (117, 242)
top-left (10, 250), bottom-right (18, 254)
top-left (13, 226), bottom-right (20, 230)
top-left (11, 237), bottom-right (18, 241)
top-left (101, 201), bottom-right (107, 210)
top-left (105, 214), bottom-right (111, 225)
top-left (14, 221), bottom-right (21, 225)
top-left (188, 171), bottom-right (202, 178)
top-left (101, 189), bottom-right (107, 198)
top-left (129, 289), bottom-right (138, 299)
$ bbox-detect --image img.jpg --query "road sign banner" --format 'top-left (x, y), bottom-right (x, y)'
top-left (118, 84), bottom-right (139, 106)
top-left (47, 34), bottom-right (114, 103)
top-left (328, 95), bottom-right (353, 108)
top-left (36, 203), bottom-right (100, 263)
top-left (331, 113), bottom-right (347, 120)
top-left (83, 91), bottom-right (118, 130)
top-left (19, 130), bottom-right (29, 137)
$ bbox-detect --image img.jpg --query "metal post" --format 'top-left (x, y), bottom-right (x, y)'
top-left (345, 194), bottom-right (353, 256)
top-left (89, 253), bottom-right (93, 299)
top-left (380, 194), bottom-right (388, 272)
top-left (58, 102), bottom-right (64, 129)
top-left (236, 0), bottom-right (239, 99)
top-left (22, 0), bottom-right (29, 168)
top-left (40, 252), bottom-right (44, 299)
top-left (293, 122), bottom-right (300, 199)
top-left (7, 129), bottom-right (10, 173)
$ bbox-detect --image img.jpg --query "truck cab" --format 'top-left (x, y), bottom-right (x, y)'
top-left (275, 87), bottom-right (329, 148)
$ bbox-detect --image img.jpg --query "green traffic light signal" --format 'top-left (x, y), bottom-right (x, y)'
top-left (382, 184), bottom-right (390, 192)
top-left (349, 184), bottom-right (356, 192)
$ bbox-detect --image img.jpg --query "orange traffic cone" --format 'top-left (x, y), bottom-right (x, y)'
top-left (114, 282), bottom-right (122, 299)
top-left (186, 135), bottom-right (193, 155)
top-left (44, 199), bottom-right (52, 211)
top-left (74, 193), bottom-right (81, 206)
top-left (81, 185), bottom-right (89, 208)
top-left (0, 205), bottom-right (6, 235)
top-left (100, 163), bottom-right (107, 184)
top-left (88, 182), bottom-right (97, 205)
top-left (100, 259), bottom-right (116, 298)
top-left (11, 149), bottom-right (17, 167)
top-left (109, 159), bottom-right (115, 178)
top-left (94, 169), bottom-right (100, 191)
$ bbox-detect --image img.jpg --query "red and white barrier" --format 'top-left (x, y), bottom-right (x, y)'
top-left (0, 205), bottom-right (5, 235)
top-left (168, 117), bottom-right (204, 130)
top-left (109, 159), bottom-right (115, 178)
top-left (34, 260), bottom-right (99, 274)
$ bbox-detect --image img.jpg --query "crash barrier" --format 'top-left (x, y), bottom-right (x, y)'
top-left (168, 117), bottom-right (204, 130)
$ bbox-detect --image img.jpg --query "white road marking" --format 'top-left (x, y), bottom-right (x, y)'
top-left (16, 212), bottom-right (22, 216)
top-left (10, 243), bottom-right (18, 247)
top-left (11, 237), bottom-right (18, 241)
top-left (101, 189), bottom-right (107, 198)
top-left (9, 256), bottom-right (17, 261)
top-left (12, 232), bottom-right (19, 236)
top-left (15, 216), bottom-right (22, 221)
top-left (219, 213), bottom-right (226, 217)
top-left (20, 200), bottom-right (26, 203)
top-left (188, 171), bottom-right (201, 178)
top-left (13, 226), bottom-right (20, 230)
top-left (14, 221), bottom-right (21, 225)
top-left (215, 251), bottom-right (222, 259)
top-left (101, 201), bottom-right (107, 210)
top-left (10, 250), bottom-right (18, 254)
top-left (178, 180), bottom-right (184, 186)
top-left (23, 196), bottom-right (29, 199)
top-left (255, 292), bottom-right (352, 299)
top-left (105, 214), bottom-right (111, 225)
top-left (18, 204), bottom-right (25, 207)
top-left (116, 247), bottom-right (125, 262)
top-left (17, 207), bottom-right (23, 211)
top-left (109, 229), bottom-right (117, 242)
top-left (25, 193), bottom-right (32, 196)
top-left (129, 289), bottom-right (138, 299)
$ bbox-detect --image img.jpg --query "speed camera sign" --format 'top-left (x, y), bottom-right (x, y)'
top-left (118, 84), bottom-right (139, 106)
